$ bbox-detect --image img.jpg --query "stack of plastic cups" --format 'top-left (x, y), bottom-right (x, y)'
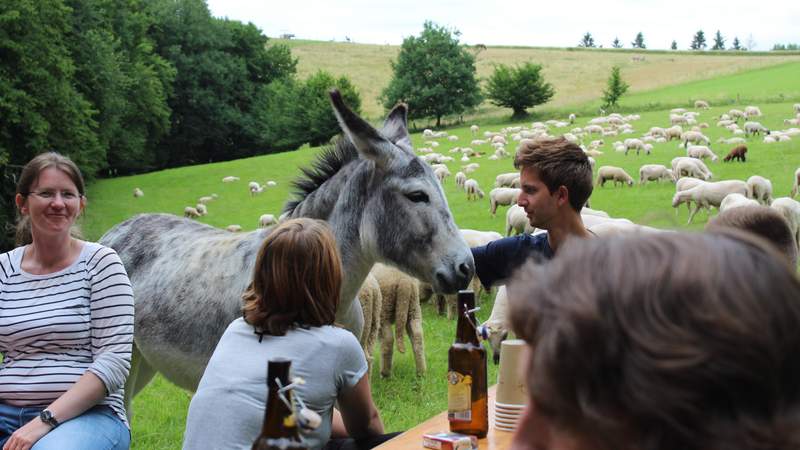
top-left (494, 339), bottom-right (527, 431)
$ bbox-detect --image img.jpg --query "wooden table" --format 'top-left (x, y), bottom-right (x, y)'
top-left (375, 386), bottom-right (516, 449)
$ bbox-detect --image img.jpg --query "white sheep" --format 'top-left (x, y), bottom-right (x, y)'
top-left (718, 137), bottom-right (746, 145)
top-left (770, 197), bottom-right (800, 252)
top-left (462, 162), bottom-right (480, 173)
top-left (664, 125), bottom-right (683, 141)
top-left (495, 172), bottom-right (520, 188)
top-left (568, 113), bottom-right (576, 124)
top-left (225, 224), bottom-right (242, 232)
top-left (624, 138), bottom-right (649, 156)
top-left (596, 166), bottom-right (634, 187)
top-left (481, 285), bottom-right (509, 364)
top-left (184, 206), bottom-right (201, 218)
top-left (448, 135), bottom-right (459, 142)
top-left (455, 171), bottom-right (467, 190)
top-left (195, 204), bottom-right (208, 216)
top-left (258, 214), bottom-right (277, 228)
top-left (639, 164), bottom-right (675, 185)
top-left (672, 157), bottom-right (712, 180)
top-left (719, 193), bottom-right (759, 212)
top-left (464, 179), bottom-right (484, 201)
top-left (505, 204), bottom-right (533, 236)
top-left (729, 109), bottom-right (746, 120)
top-left (198, 195), bottom-right (215, 204)
top-left (686, 145), bottom-right (719, 162)
top-left (489, 188), bottom-right (521, 216)
top-left (744, 106), bottom-right (763, 118)
top-left (746, 175), bottom-right (773, 205)
top-left (587, 220), bottom-right (664, 237)
top-left (694, 100), bottom-right (710, 109)
top-left (744, 121), bottom-right (769, 136)
top-left (671, 180), bottom-right (748, 224)
top-left (434, 166), bottom-right (451, 184)
top-left (673, 177), bottom-right (707, 215)
top-left (470, 124), bottom-right (479, 136)
top-left (221, 176), bottom-right (240, 183)
top-left (681, 131), bottom-right (711, 147)
top-left (370, 264), bottom-right (426, 378)
top-left (133, 188), bottom-right (144, 198)
top-left (794, 104), bottom-right (800, 114)
top-left (248, 181), bottom-right (263, 196)
top-left (791, 168), bottom-right (800, 198)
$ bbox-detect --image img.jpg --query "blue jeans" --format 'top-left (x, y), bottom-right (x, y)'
top-left (0, 403), bottom-right (130, 450)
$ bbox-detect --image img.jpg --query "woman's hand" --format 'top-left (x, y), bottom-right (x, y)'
top-left (2, 417), bottom-right (51, 450)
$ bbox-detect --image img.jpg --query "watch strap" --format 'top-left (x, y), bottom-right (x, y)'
top-left (40, 409), bottom-right (59, 428)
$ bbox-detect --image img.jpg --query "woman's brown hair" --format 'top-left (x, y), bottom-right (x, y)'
top-left (15, 152), bottom-right (86, 246)
top-left (242, 218), bottom-right (342, 336)
top-left (507, 231), bottom-right (800, 450)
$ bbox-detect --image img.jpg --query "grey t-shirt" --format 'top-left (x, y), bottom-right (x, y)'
top-left (182, 318), bottom-right (368, 450)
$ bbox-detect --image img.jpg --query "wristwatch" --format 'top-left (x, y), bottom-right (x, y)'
top-left (39, 409), bottom-right (59, 428)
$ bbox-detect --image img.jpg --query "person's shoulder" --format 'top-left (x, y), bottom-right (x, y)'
top-left (319, 325), bottom-right (361, 346)
top-left (0, 246), bottom-right (24, 282)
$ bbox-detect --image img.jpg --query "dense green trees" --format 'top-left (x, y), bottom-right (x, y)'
top-left (381, 21), bottom-right (482, 127)
top-left (485, 63), bottom-right (554, 118)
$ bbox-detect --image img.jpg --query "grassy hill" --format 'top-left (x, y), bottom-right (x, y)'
top-left (274, 39), bottom-right (800, 121)
top-left (82, 61), bottom-right (800, 449)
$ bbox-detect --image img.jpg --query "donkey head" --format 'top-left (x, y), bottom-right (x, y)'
top-left (330, 90), bottom-right (474, 294)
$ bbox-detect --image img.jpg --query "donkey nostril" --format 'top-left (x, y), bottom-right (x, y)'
top-left (458, 262), bottom-right (470, 277)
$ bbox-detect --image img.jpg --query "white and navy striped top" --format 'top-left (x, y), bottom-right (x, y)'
top-left (0, 242), bottom-right (133, 427)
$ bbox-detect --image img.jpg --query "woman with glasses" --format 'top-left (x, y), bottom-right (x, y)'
top-left (0, 152), bottom-right (133, 450)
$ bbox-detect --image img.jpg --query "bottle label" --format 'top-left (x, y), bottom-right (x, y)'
top-left (447, 371), bottom-right (472, 422)
top-left (283, 414), bottom-right (296, 428)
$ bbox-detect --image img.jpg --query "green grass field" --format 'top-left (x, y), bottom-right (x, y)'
top-left (79, 60), bottom-right (800, 449)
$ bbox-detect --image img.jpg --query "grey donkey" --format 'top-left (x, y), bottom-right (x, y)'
top-left (100, 90), bottom-right (475, 412)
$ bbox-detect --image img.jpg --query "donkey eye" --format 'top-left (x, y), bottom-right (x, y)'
top-left (405, 191), bottom-right (429, 203)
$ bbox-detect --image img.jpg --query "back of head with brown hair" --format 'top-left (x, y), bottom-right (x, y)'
top-left (706, 204), bottom-right (798, 268)
top-left (513, 137), bottom-right (593, 211)
top-left (242, 218), bottom-right (342, 336)
top-left (507, 231), bottom-right (800, 450)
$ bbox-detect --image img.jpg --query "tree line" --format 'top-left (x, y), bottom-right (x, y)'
top-left (579, 30), bottom-right (754, 51)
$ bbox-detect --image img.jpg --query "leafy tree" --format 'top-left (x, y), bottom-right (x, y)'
top-left (690, 30), bottom-right (707, 50)
top-left (381, 21), bottom-right (482, 127)
top-left (731, 37), bottom-right (742, 50)
top-left (296, 71), bottom-right (362, 146)
top-left (631, 32), bottom-right (646, 49)
top-left (579, 32), bottom-right (595, 48)
top-left (601, 66), bottom-right (629, 108)
top-left (671, 40), bottom-right (678, 50)
top-left (712, 30), bottom-right (725, 50)
top-left (612, 37), bottom-right (622, 48)
top-left (485, 62), bottom-right (554, 119)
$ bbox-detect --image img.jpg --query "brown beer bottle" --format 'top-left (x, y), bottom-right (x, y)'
top-left (447, 290), bottom-right (488, 438)
top-left (252, 359), bottom-right (308, 450)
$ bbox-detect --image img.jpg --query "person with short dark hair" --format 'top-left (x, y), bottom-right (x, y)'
top-left (506, 231), bottom-right (800, 450)
top-left (706, 204), bottom-right (798, 268)
top-left (182, 218), bottom-right (389, 450)
top-left (472, 137), bottom-right (594, 288)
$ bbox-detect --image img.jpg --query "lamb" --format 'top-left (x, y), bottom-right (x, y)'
top-left (719, 193), bottom-right (759, 212)
top-left (639, 164), bottom-right (675, 185)
top-left (495, 172), bottom-right (520, 188)
top-left (792, 168), bottom-right (800, 198)
top-left (746, 175), bottom-right (773, 205)
top-left (357, 274), bottom-right (382, 372)
top-left (225, 224), bottom-right (242, 232)
top-left (671, 180), bottom-right (748, 224)
top-left (183, 206), bottom-right (201, 218)
top-left (455, 171), bottom-right (467, 190)
top-left (694, 100), bottom-right (710, 109)
top-left (686, 145), bottom-right (719, 162)
top-left (370, 263), bottom-right (426, 378)
top-left (221, 176), bottom-right (240, 183)
top-left (464, 179), bottom-right (484, 200)
top-left (489, 188), bottom-right (522, 216)
top-left (434, 166), bottom-right (451, 184)
top-left (481, 286), bottom-right (509, 364)
top-left (723, 145), bottom-right (747, 162)
top-left (133, 188), bottom-right (144, 198)
top-left (195, 204), bottom-right (208, 216)
top-left (744, 121), bottom-right (769, 136)
top-left (506, 204), bottom-right (533, 236)
top-left (258, 214), bottom-right (277, 228)
top-left (596, 166), bottom-right (634, 187)
top-left (770, 197), bottom-right (800, 252)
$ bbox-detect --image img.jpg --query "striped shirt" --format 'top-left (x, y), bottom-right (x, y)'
top-left (0, 242), bottom-right (133, 427)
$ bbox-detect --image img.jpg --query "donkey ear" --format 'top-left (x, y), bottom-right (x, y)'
top-left (381, 103), bottom-right (413, 153)
top-left (329, 89), bottom-right (394, 168)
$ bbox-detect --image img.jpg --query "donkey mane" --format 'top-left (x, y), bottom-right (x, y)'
top-left (283, 136), bottom-right (359, 215)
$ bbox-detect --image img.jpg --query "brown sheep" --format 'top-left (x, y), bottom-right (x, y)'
top-left (723, 145), bottom-right (748, 162)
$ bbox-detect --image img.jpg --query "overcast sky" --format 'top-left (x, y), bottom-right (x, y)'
top-left (206, 0), bottom-right (798, 51)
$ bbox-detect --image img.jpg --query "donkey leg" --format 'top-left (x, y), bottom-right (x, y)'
top-left (124, 343), bottom-right (157, 419)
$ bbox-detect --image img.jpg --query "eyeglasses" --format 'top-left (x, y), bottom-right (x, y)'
top-left (27, 190), bottom-right (82, 201)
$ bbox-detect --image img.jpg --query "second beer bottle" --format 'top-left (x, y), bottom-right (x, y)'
top-left (447, 290), bottom-right (488, 438)
top-left (252, 358), bottom-right (308, 450)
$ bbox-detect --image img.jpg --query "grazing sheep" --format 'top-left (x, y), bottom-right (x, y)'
top-left (489, 188), bottom-right (522, 216)
top-left (184, 206), bottom-right (201, 218)
top-left (221, 176), bottom-right (239, 183)
top-left (639, 164), bottom-right (675, 185)
top-left (624, 138), bottom-right (649, 156)
top-left (771, 197), bottom-right (800, 253)
top-left (671, 180), bottom-right (748, 224)
top-left (248, 181), bottom-right (263, 196)
top-left (719, 193), bottom-right (759, 212)
top-left (670, 114), bottom-right (689, 126)
top-left (370, 264), bottom-right (426, 378)
top-left (744, 121), bottom-right (769, 136)
top-left (723, 145), bottom-right (748, 162)
top-left (266, 181), bottom-right (277, 187)
top-left (258, 214), bottom-right (277, 228)
top-left (464, 179), bottom-right (484, 200)
top-left (686, 145), bottom-right (719, 162)
top-left (672, 157), bottom-right (712, 180)
top-left (133, 188), bottom-right (144, 198)
top-left (746, 175), bottom-right (773, 205)
top-left (195, 204), bottom-right (208, 216)
top-left (718, 137), bottom-right (746, 146)
top-left (495, 172), bottom-right (520, 188)
top-left (481, 286), bottom-right (509, 364)
top-left (455, 171), bottom-right (467, 190)
top-left (673, 177), bottom-right (707, 215)
top-left (664, 125), bottom-right (683, 141)
top-left (198, 196), bottom-right (215, 204)
top-left (729, 109), bottom-right (746, 121)
top-left (357, 274), bottom-right (382, 372)
top-left (791, 168), bottom-right (800, 198)
top-left (224, 224), bottom-right (242, 232)
top-left (462, 162), bottom-right (480, 173)
top-left (506, 204), bottom-right (533, 236)
top-left (568, 113), bottom-right (576, 124)
top-left (744, 105), bottom-right (763, 118)
top-left (596, 166), bottom-right (634, 187)
top-left (694, 100), bottom-right (710, 109)
top-left (681, 131), bottom-right (711, 147)
top-left (470, 124), bottom-right (479, 136)
top-left (434, 166), bottom-right (451, 184)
